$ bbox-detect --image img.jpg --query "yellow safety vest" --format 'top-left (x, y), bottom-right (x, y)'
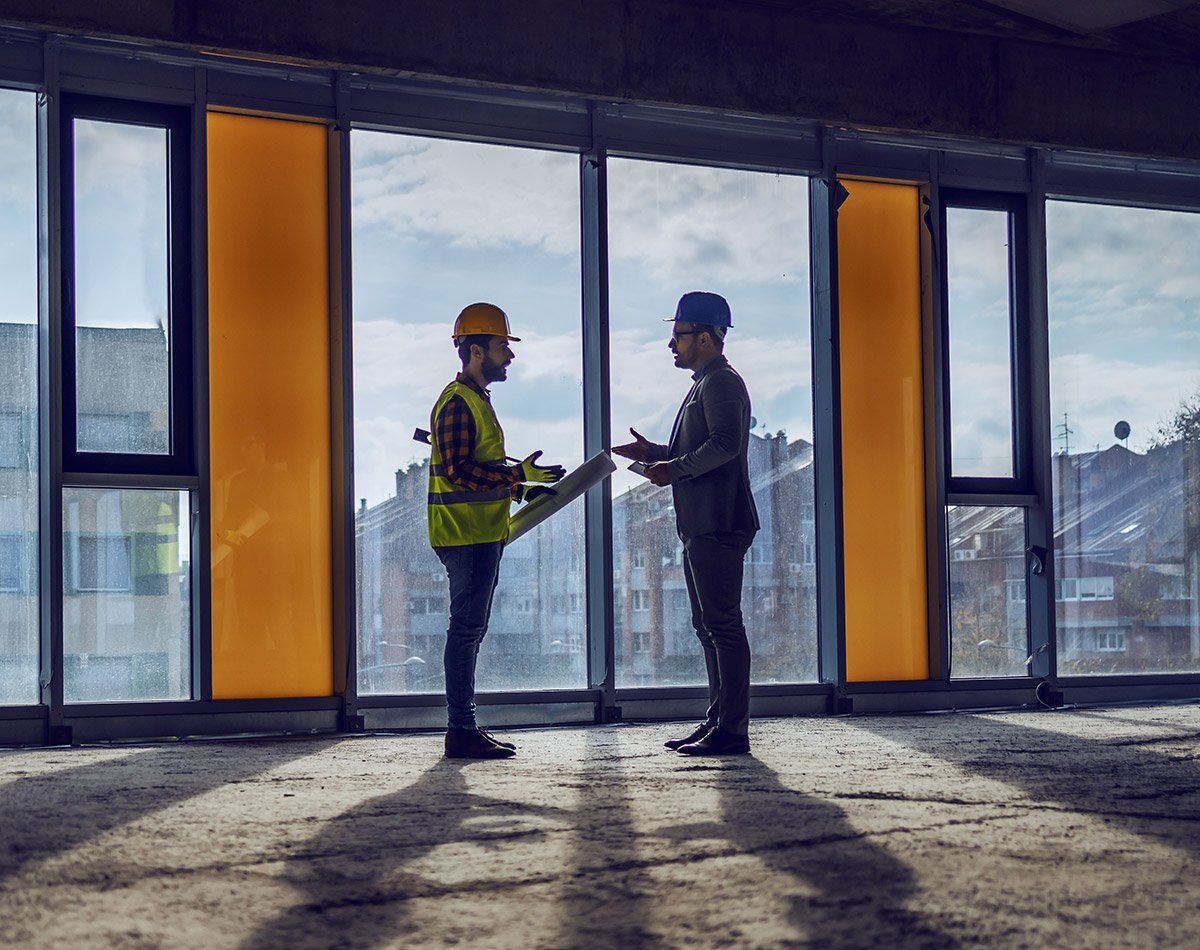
top-left (428, 381), bottom-right (511, 547)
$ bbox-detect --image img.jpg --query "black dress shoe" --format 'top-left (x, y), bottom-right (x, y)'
top-left (664, 723), bottom-right (714, 750)
top-left (445, 727), bottom-right (516, 759)
top-left (478, 728), bottom-right (516, 751)
top-left (677, 725), bottom-right (751, 756)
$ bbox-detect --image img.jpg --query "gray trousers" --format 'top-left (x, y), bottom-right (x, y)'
top-left (681, 530), bottom-right (755, 736)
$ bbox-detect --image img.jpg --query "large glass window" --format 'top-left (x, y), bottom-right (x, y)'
top-left (60, 96), bottom-right (192, 476)
top-left (948, 505), bottom-right (1029, 677)
top-left (946, 205), bottom-right (1016, 478)
top-left (608, 158), bottom-right (817, 687)
top-left (352, 131), bottom-right (585, 694)
top-left (0, 88), bottom-right (38, 705)
top-left (63, 488), bottom-right (190, 702)
top-left (57, 97), bottom-right (195, 703)
top-left (1048, 200), bottom-right (1200, 674)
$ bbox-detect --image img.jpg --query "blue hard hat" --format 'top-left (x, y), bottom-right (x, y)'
top-left (666, 291), bottom-right (732, 328)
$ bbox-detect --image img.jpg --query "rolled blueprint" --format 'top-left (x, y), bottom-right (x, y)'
top-left (507, 451), bottom-right (617, 543)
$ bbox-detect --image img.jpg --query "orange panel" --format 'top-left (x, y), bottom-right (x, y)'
top-left (837, 180), bottom-right (929, 682)
top-left (207, 112), bottom-right (333, 699)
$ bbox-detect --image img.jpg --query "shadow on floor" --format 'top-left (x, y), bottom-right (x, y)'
top-left (242, 757), bottom-right (576, 948)
top-left (658, 757), bottom-right (959, 947)
top-left (853, 712), bottom-right (1200, 859)
top-left (0, 737), bottom-right (325, 887)
top-left (553, 729), bottom-right (658, 947)
top-left (245, 736), bottom-right (956, 948)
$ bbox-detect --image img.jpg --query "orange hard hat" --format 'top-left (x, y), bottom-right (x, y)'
top-left (452, 302), bottom-right (520, 342)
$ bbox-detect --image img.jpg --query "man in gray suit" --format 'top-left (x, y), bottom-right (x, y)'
top-left (613, 291), bottom-right (759, 755)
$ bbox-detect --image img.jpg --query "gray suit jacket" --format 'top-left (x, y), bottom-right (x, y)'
top-left (646, 355), bottom-right (760, 541)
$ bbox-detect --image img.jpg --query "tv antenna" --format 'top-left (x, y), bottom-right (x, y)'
top-left (1055, 413), bottom-right (1073, 456)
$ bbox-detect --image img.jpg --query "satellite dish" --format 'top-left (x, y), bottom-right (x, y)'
top-left (750, 416), bottom-right (758, 429)
top-left (1114, 420), bottom-right (1131, 441)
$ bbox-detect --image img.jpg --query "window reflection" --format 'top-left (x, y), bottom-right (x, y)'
top-left (948, 505), bottom-right (1029, 678)
top-left (608, 158), bottom-right (818, 686)
top-left (63, 488), bottom-right (190, 702)
top-left (0, 88), bottom-right (38, 704)
top-left (351, 131), bottom-right (586, 694)
top-left (1048, 200), bottom-right (1200, 674)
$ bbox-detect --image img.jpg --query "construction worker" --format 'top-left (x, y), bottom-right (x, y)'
top-left (429, 302), bottom-right (565, 759)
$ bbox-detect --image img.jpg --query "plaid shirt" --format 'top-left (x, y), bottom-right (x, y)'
top-left (433, 374), bottom-right (523, 498)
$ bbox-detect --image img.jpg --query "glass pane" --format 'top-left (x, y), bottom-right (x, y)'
top-left (0, 88), bottom-right (39, 704)
top-left (1048, 200), bottom-right (1200, 675)
top-left (351, 131), bottom-right (585, 694)
top-left (948, 505), bottom-right (1029, 678)
top-left (73, 119), bottom-right (170, 455)
top-left (63, 488), bottom-right (190, 702)
top-left (946, 206), bottom-right (1015, 477)
top-left (207, 113), bottom-right (333, 700)
top-left (608, 158), bottom-right (817, 687)
top-left (838, 180), bottom-right (929, 682)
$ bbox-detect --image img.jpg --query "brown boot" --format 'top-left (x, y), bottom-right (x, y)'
top-left (445, 727), bottom-right (516, 759)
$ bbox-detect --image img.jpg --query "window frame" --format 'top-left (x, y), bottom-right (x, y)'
top-left (939, 189), bottom-right (1032, 496)
top-left (58, 93), bottom-right (195, 478)
top-left (7, 29), bottom-right (1200, 742)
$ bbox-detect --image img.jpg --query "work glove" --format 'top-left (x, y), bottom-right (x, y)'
top-left (517, 485), bottom-right (558, 504)
top-left (518, 451), bottom-right (565, 484)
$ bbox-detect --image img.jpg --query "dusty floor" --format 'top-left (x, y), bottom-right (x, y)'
top-left (1, 705), bottom-right (1199, 948)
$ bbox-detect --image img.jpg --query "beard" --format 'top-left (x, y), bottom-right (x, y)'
top-left (482, 352), bottom-right (508, 382)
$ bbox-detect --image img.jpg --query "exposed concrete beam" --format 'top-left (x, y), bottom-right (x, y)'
top-left (1, 0), bottom-right (1198, 160)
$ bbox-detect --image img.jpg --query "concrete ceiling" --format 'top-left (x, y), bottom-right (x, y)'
top-left (744, 0), bottom-right (1200, 60)
top-left (2, 0), bottom-right (1199, 159)
top-left (986, 0), bottom-right (1198, 34)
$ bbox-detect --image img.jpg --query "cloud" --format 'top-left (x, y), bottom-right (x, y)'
top-left (351, 130), bottom-right (811, 288)
top-left (607, 158), bottom-right (810, 285)
top-left (346, 132), bottom-right (1200, 508)
top-left (1046, 200), bottom-right (1200, 453)
top-left (352, 131), bottom-right (580, 257)
top-left (1050, 352), bottom-right (1200, 453)
top-left (352, 414), bottom-right (426, 507)
top-left (947, 205), bottom-right (1011, 293)
top-left (0, 90), bottom-right (35, 211)
top-left (72, 120), bottom-right (169, 330)
top-left (1048, 201), bottom-right (1200, 332)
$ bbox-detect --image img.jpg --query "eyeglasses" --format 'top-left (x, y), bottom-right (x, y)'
top-left (670, 329), bottom-right (703, 341)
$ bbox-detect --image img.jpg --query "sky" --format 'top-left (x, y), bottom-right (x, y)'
top-left (2, 87), bottom-right (1199, 504)
top-left (1046, 200), bottom-right (1200, 455)
top-left (0, 89), bottom-right (36, 327)
top-left (349, 128), bottom-right (1200, 507)
top-left (946, 206), bottom-right (1016, 477)
top-left (351, 132), bottom-right (813, 507)
top-left (71, 118), bottom-right (169, 332)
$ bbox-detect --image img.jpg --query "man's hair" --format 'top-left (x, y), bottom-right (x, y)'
top-left (696, 324), bottom-right (727, 352)
top-left (456, 334), bottom-right (493, 365)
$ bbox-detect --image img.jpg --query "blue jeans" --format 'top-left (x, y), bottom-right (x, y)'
top-left (434, 541), bottom-right (504, 730)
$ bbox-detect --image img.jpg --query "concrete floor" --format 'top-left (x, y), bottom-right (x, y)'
top-left (2, 706), bottom-right (1199, 948)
